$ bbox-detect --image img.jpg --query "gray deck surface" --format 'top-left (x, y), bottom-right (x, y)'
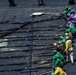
top-left (0, 0), bottom-right (76, 75)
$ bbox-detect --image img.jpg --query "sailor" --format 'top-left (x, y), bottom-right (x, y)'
top-left (64, 37), bottom-right (74, 64)
top-left (56, 44), bottom-right (65, 54)
top-left (60, 31), bottom-right (73, 40)
top-left (53, 29), bottom-right (74, 47)
top-left (67, 8), bottom-right (75, 16)
top-left (53, 50), bottom-right (65, 61)
top-left (67, 12), bottom-right (76, 26)
top-left (66, 26), bottom-right (76, 37)
top-left (63, 6), bottom-right (75, 16)
top-left (67, 11), bottom-right (76, 21)
top-left (66, 21), bottom-right (75, 28)
top-left (69, 0), bottom-right (75, 5)
top-left (63, 6), bottom-right (69, 14)
top-left (57, 37), bottom-right (66, 46)
top-left (8, 0), bottom-right (17, 7)
top-left (52, 50), bottom-right (65, 68)
top-left (38, 0), bottom-right (45, 6)
top-left (53, 36), bottom-right (66, 54)
top-left (52, 66), bottom-right (67, 75)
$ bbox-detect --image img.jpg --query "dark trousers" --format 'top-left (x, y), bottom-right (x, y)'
top-left (8, 0), bottom-right (15, 6)
top-left (69, 0), bottom-right (75, 4)
top-left (38, 0), bottom-right (45, 5)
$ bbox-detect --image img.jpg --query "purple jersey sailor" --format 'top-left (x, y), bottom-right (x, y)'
top-left (67, 11), bottom-right (76, 20)
top-left (67, 12), bottom-right (76, 25)
top-left (69, 21), bottom-right (75, 27)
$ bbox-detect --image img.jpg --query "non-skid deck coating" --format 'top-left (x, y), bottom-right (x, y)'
top-left (0, 0), bottom-right (76, 75)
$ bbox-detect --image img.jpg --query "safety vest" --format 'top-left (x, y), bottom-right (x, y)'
top-left (66, 27), bottom-right (76, 35)
top-left (53, 52), bottom-right (65, 60)
top-left (64, 40), bottom-right (73, 52)
top-left (60, 38), bottom-right (66, 46)
top-left (52, 58), bottom-right (64, 67)
top-left (54, 67), bottom-right (67, 75)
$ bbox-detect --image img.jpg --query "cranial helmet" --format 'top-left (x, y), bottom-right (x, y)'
top-left (52, 50), bottom-right (57, 54)
top-left (66, 29), bottom-right (69, 32)
top-left (66, 36), bottom-right (69, 40)
top-left (65, 33), bottom-right (68, 36)
top-left (53, 43), bottom-right (57, 46)
top-left (65, 6), bottom-right (69, 10)
top-left (52, 65), bottom-right (56, 70)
